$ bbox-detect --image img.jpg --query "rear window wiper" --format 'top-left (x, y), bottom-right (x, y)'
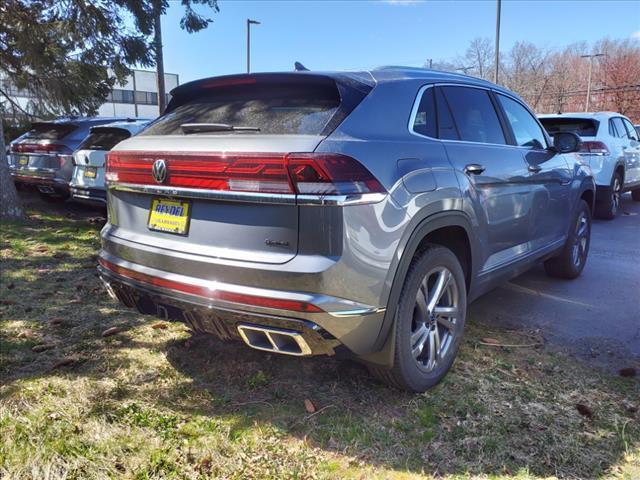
top-left (180, 123), bottom-right (261, 134)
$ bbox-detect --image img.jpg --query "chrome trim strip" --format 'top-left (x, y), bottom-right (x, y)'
top-left (297, 193), bottom-right (387, 206)
top-left (108, 182), bottom-right (387, 206)
top-left (109, 182), bottom-right (297, 204)
top-left (328, 307), bottom-right (386, 318)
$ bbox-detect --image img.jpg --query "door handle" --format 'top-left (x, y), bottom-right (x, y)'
top-left (464, 164), bottom-right (485, 175)
top-left (528, 164), bottom-right (542, 173)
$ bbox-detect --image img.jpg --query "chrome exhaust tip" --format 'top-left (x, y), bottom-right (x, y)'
top-left (237, 324), bottom-right (312, 356)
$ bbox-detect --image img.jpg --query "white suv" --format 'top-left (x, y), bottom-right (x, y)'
top-left (70, 119), bottom-right (150, 204)
top-left (540, 112), bottom-right (640, 218)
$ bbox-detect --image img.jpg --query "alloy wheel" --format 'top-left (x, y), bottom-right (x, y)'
top-left (571, 210), bottom-right (589, 268)
top-left (611, 176), bottom-right (621, 215)
top-left (410, 266), bottom-right (460, 372)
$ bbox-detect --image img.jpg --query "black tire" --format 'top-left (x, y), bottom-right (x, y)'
top-left (632, 189), bottom-right (640, 202)
top-left (544, 199), bottom-right (591, 279)
top-left (595, 171), bottom-right (622, 219)
top-left (369, 245), bottom-right (467, 392)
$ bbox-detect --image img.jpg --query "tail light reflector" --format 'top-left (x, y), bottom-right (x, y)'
top-left (105, 151), bottom-right (385, 196)
top-left (98, 258), bottom-right (323, 313)
top-left (579, 141), bottom-right (609, 155)
top-left (10, 143), bottom-right (72, 155)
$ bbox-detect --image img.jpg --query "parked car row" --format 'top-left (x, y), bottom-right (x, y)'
top-left (7, 68), bottom-right (639, 392)
top-left (8, 117), bottom-right (149, 203)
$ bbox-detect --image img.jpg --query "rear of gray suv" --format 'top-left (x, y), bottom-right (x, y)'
top-left (99, 69), bottom-right (595, 391)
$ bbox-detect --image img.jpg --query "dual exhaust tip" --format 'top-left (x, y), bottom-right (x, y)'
top-left (237, 324), bottom-right (312, 356)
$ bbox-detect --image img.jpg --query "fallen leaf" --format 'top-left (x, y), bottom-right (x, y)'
top-left (35, 245), bottom-right (49, 253)
top-left (32, 343), bottom-right (56, 353)
top-left (102, 327), bottom-right (124, 337)
top-left (619, 368), bottom-right (637, 378)
top-left (0, 299), bottom-right (15, 306)
top-left (53, 252), bottom-right (67, 259)
top-left (51, 357), bottom-right (75, 370)
top-left (481, 337), bottom-right (500, 345)
top-left (576, 403), bottom-right (593, 418)
top-left (151, 322), bottom-right (168, 330)
top-left (304, 399), bottom-right (317, 414)
top-left (50, 317), bottom-right (64, 325)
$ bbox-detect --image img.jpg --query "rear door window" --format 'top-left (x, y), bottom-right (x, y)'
top-left (612, 118), bottom-right (628, 139)
top-left (496, 94), bottom-right (547, 149)
top-left (25, 123), bottom-right (76, 140)
top-left (78, 128), bottom-right (132, 151)
top-left (622, 118), bottom-right (639, 141)
top-left (411, 87), bottom-right (437, 138)
top-left (435, 88), bottom-right (459, 140)
top-left (141, 83), bottom-right (342, 136)
top-left (441, 86), bottom-right (506, 144)
top-left (539, 118), bottom-right (599, 137)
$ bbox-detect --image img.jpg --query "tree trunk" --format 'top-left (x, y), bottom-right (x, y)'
top-left (154, 1), bottom-right (167, 115)
top-left (0, 118), bottom-right (25, 220)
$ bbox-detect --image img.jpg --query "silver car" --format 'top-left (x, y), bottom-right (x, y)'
top-left (98, 69), bottom-right (594, 391)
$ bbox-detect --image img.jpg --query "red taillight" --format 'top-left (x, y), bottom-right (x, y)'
top-left (287, 153), bottom-right (384, 195)
top-left (98, 258), bottom-right (323, 313)
top-left (105, 151), bottom-right (386, 196)
top-left (10, 143), bottom-right (72, 155)
top-left (579, 141), bottom-right (610, 155)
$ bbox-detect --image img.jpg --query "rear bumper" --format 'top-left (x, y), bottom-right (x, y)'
top-left (97, 252), bottom-right (386, 356)
top-left (99, 267), bottom-right (340, 356)
top-left (70, 186), bottom-right (107, 204)
top-left (11, 168), bottom-right (70, 191)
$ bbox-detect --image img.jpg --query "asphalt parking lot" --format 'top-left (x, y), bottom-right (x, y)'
top-left (471, 192), bottom-right (640, 369)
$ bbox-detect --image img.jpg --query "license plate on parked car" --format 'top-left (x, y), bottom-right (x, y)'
top-left (18, 156), bottom-right (28, 166)
top-left (83, 167), bottom-right (97, 179)
top-left (147, 198), bottom-right (191, 235)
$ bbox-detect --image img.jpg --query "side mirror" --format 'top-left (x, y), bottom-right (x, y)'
top-left (553, 131), bottom-right (582, 153)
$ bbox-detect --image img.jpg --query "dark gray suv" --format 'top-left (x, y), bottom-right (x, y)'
top-left (98, 69), bottom-right (594, 391)
top-left (9, 117), bottom-right (126, 198)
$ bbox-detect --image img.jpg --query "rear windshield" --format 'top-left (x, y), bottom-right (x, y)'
top-left (140, 83), bottom-right (341, 136)
top-left (25, 122), bottom-right (77, 140)
top-left (78, 128), bottom-right (131, 151)
top-left (539, 118), bottom-right (599, 137)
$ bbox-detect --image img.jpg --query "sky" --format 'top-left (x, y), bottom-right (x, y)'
top-left (160, 0), bottom-right (640, 84)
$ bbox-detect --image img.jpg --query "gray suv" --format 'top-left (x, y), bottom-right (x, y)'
top-left (98, 69), bottom-right (594, 391)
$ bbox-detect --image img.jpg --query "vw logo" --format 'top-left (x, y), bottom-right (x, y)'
top-left (152, 159), bottom-right (167, 184)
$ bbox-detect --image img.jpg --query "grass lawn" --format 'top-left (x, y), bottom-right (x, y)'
top-left (1, 197), bottom-right (638, 479)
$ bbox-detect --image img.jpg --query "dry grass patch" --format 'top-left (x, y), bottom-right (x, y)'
top-left (1, 199), bottom-right (638, 479)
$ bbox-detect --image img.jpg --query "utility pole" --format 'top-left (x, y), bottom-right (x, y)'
top-left (154, 1), bottom-right (166, 114)
top-left (581, 53), bottom-right (604, 112)
top-left (427, 59), bottom-right (433, 69)
top-left (246, 19), bottom-right (261, 73)
top-left (494, 0), bottom-right (501, 84)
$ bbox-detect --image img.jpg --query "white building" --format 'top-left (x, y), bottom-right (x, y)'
top-left (97, 69), bottom-right (179, 118)
top-left (2, 69), bottom-right (179, 120)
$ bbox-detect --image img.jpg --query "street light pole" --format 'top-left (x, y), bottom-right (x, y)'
top-left (494, 0), bottom-right (501, 84)
top-left (581, 53), bottom-right (604, 112)
top-left (246, 19), bottom-right (260, 73)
